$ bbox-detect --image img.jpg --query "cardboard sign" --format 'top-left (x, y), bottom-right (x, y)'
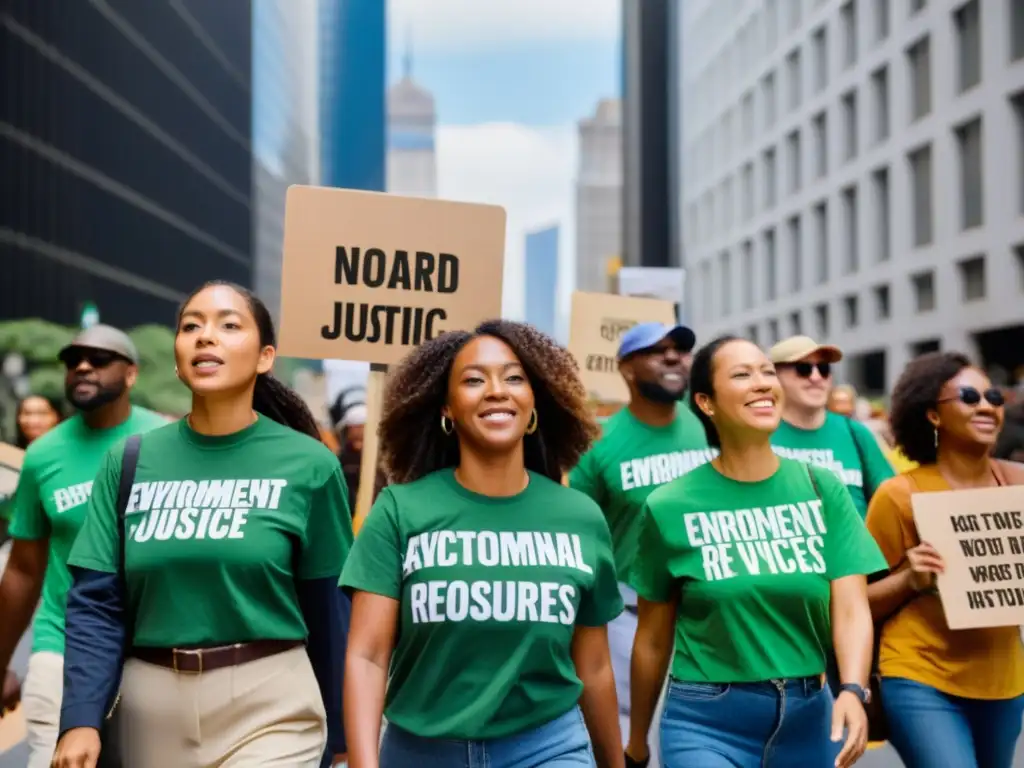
top-left (913, 485), bottom-right (1024, 630)
top-left (568, 291), bottom-right (677, 404)
top-left (277, 186), bottom-right (507, 364)
top-left (618, 266), bottom-right (686, 305)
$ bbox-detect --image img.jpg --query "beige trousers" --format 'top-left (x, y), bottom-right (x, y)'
top-left (21, 651), bottom-right (63, 768)
top-left (114, 645), bottom-right (326, 768)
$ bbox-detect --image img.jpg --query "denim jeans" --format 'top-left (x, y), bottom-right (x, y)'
top-left (880, 677), bottom-right (1024, 768)
top-left (379, 706), bottom-right (594, 768)
top-left (660, 676), bottom-right (837, 767)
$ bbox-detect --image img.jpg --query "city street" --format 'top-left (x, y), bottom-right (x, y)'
top-left (0, 539), bottom-right (1021, 767)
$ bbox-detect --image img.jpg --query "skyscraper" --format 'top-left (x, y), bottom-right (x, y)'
top-left (386, 38), bottom-right (437, 198)
top-left (575, 98), bottom-right (623, 294)
top-left (1, 0), bottom-right (253, 328)
top-left (252, 0), bottom-right (320, 323)
top-left (524, 224), bottom-right (560, 339)
top-left (675, 0), bottom-right (1024, 393)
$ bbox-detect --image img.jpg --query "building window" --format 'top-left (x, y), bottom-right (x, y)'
top-left (789, 311), bottom-right (802, 335)
top-left (958, 254), bottom-right (986, 301)
top-left (747, 324), bottom-right (760, 346)
top-left (842, 90), bottom-right (858, 161)
top-left (766, 0), bottom-right (779, 51)
top-left (815, 303), bottom-right (830, 337)
top-left (875, 0), bottom-right (890, 43)
top-left (908, 37), bottom-right (932, 121)
top-left (842, 185), bottom-right (859, 274)
top-left (788, 215), bottom-right (803, 293)
top-left (700, 261), bottom-right (713, 321)
top-left (841, 1), bottom-right (858, 68)
top-left (763, 72), bottom-right (777, 128)
top-left (787, 49), bottom-right (802, 110)
top-left (872, 167), bottom-right (891, 262)
top-left (911, 0), bottom-right (926, 14)
top-left (742, 91), bottom-right (755, 141)
top-left (873, 284), bottom-right (891, 319)
top-left (956, 117), bottom-right (984, 229)
top-left (1016, 244), bottom-right (1024, 291)
top-left (955, 1), bottom-right (981, 93)
top-left (1013, 94), bottom-right (1024, 215)
top-left (812, 26), bottom-right (828, 93)
top-left (764, 148), bottom-right (778, 209)
top-left (720, 250), bottom-right (733, 316)
top-left (843, 294), bottom-right (860, 328)
top-left (765, 228), bottom-right (778, 301)
top-left (721, 176), bottom-right (734, 230)
top-left (813, 111), bottom-right (829, 178)
top-left (768, 319), bottom-right (781, 345)
top-left (787, 130), bottom-right (802, 194)
top-left (871, 66), bottom-right (890, 143)
top-left (742, 162), bottom-right (755, 220)
top-left (742, 240), bottom-right (755, 309)
top-left (787, 0), bottom-right (802, 33)
top-left (912, 270), bottom-right (936, 312)
top-left (814, 201), bottom-right (829, 284)
top-left (909, 144), bottom-right (934, 246)
top-left (1013, 0), bottom-right (1024, 61)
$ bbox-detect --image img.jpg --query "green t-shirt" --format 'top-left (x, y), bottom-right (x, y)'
top-left (9, 408), bottom-right (168, 654)
top-left (632, 458), bottom-right (887, 683)
top-left (569, 406), bottom-right (714, 581)
top-left (69, 416), bottom-right (353, 647)
top-left (340, 468), bottom-right (623, 740)
top-left (771, 412), bottom-right (895, 518)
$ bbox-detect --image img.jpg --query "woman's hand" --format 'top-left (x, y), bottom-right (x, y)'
top-left (624, 741), bottom-right (650, 767)
top-left (51, 727), bottom-right (102, 768)
top-left (831, 692), bottom-right (867, 768)
top-left (906, 541), bottom-right (945, 592)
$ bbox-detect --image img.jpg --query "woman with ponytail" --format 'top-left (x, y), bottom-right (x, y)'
top-left (52, 281), bottom-right (353, 768)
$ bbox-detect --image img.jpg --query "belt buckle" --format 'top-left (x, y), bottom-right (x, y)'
top-left (172, 648), bottom-right (203, 675)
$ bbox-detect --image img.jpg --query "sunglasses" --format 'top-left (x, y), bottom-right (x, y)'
top-left (60, 349), bottom-right (128, 370)
top-left (782, 361), bottom-right (832, 379)
top-left (938, 386), bottom-right (1005, 408)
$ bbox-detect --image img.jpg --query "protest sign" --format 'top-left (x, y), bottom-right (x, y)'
top-left (277, 186), bottom-right (506, 365)
top-left (913, 485), bottom-right (1024, 630)
top-left (277, 186), bottom-right (506, 526)
top-left (568, 291), bottom-right (677, 404)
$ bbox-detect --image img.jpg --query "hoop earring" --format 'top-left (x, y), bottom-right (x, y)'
top-left (525, 408), bottom-right (538, 435)
top-left (441, 415), bottom-right (454, 436)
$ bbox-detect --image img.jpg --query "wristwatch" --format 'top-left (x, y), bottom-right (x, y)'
top-left (839, 682), bottom-right (871, 705)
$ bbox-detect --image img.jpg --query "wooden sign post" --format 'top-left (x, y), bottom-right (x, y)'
top-left (277, 186), bottom-right (507, 528)
top-left (567, 291), bottom-right (677, 404)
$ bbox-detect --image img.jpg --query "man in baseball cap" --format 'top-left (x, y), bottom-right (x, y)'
top-left (0, 325), bottom-right (165, 767)
top-left (569, 320), bottom-right (714, 762)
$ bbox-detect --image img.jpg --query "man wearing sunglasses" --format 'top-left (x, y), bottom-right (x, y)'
top-left (768, 335), bottom-right (894, 520)
top-left (570, 322), bottom-right (715, 767)
top-left (0, 324), bottom-right (166, 768)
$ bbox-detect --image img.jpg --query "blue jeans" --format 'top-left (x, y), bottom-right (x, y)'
top-left (660, 677), bottom-right (837, 767)
top-left (880, 677), bottom-right (1024, 768)
top-left (379, 707), bottom-right (595, 768)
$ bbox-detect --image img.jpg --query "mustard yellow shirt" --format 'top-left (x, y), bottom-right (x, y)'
top-left (865, 465), bottom-right (1024, 700)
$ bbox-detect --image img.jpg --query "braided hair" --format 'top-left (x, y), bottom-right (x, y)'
top-left (177, 281), bottom-right (322, 441)
top-left (379, 319), bottom-right (600, 485)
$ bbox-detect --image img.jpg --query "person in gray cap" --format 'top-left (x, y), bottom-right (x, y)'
top-left (569, 321), bottom-right (715, 767)
top-left (0, 324), bottom-right (166, 768)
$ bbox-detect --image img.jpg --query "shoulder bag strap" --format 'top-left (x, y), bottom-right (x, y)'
top-left (117, 436), bottom-right (143, 602)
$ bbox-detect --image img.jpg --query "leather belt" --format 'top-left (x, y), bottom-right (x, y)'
top-left (130, 639), bottom-right (303, 674)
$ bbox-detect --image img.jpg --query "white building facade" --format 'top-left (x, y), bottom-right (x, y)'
top-left (575, 98), bottom-right (623, 294)
top-left (677, 0), bottom-right (1024, 393)
top-left (386, 52), bottom-right (437, 198)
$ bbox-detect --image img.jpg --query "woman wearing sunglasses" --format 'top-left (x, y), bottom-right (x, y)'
top-left (865, 351), bottom-right (1024, 768)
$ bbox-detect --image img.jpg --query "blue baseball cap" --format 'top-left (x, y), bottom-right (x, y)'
top-left (617, 322), bottom-right (697, 360)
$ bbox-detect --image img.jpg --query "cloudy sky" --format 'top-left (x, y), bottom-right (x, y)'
top-left (387, 0), bottom-right (621, 330)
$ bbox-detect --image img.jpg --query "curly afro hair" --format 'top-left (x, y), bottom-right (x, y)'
top-left (378, 319), bottom-right (600, 485)
top-left (889, 351), bottom-right (971, 465)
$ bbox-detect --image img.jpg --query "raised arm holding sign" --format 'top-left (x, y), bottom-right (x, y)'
top-left (277, 186), bottom-right (506, 526)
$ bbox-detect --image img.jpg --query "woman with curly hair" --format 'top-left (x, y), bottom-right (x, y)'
top-left (865, 351), bottom-right (1024, 768)
top-left (341, 320), bottom-right (625, 768)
